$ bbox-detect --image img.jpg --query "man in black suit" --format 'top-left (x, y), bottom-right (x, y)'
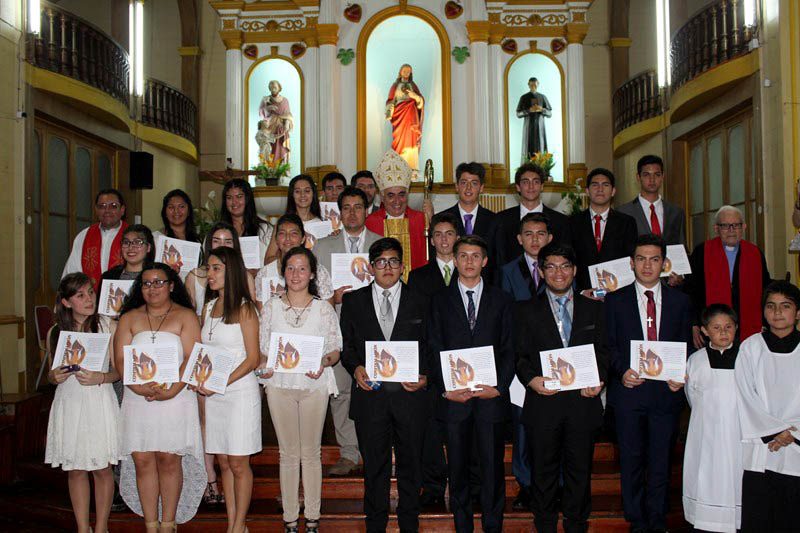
top-left (493, 163), bottom-right (569, 272)
top-left (567, 167), bottom-right (638, 293)
top-left (514, 242), bottom-right (608, 533)
top-left (428, 235), bottom-right (515, 533)
top-left (351, 170), bottom-right (381, 214)
top-left (604, 234), bottom-right (693, 533)
top-left (340, 237), bottom-right (430, 533)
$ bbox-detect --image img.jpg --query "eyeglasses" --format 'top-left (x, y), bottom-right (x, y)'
top-left (121, 239), bottom-right (146, 248)
top-left (96, 202), bottom-right (121, 210)
top-left (372, 257), bottom-right (402, 269)
top-left (716, 223), bottom-right (743, 231)
top-left (142, 279), bottom-right (169, 289)
top-left (543, 262), bottom-right (573, 273)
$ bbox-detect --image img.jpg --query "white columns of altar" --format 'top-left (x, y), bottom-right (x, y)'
top-left (487, 40), bottom-right (505, 172)
top-left (318, 44), bottom-right (338, 168)
top-left (304, 44), bottom-right (320, 172)
top-left (566, 41), bottom-right (586, 169)
top-left (226, 48), bottom-right (243, 170)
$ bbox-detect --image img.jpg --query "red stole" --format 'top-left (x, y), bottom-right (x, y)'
top-left (82, 222), bottom-right (127, 290)
top-left (704, 236), bottom-right (763, 340)
top-left (365, 207), bottom-right (428, 270)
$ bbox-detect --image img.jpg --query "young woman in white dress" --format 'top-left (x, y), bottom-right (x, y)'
top-left (219, 178), bottom-right (273, 268)
top-left (264, 176), bottom-right (323, 261)
top-left (258, 246), bottom-right (342, 533)
top-left (45, 272), bottom-right (121, 533)
top-left (194, 246), bottom-right (261, 532)
top-left (254, 214), bottom-right (334, 311)
top-left (114, 263), bottom-right (205, 532)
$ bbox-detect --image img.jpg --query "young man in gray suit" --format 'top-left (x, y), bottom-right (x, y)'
top-left (314, 186), bottom-right (382, 476)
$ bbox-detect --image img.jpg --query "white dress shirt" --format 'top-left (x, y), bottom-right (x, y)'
top-left (61, 222), bottom-right (125, 279)
top-left (519, 202), bottom-right (544, 218)
top-left (589, 207), bottom-right (610, 242)
top-left (457, 278), bottom-right (483, 320)
top-left (342, 227), bottom-right (367, 253)
top-left (458, 204), bottom-right (479, 231)
top-left (634, 280), bottom-right (662, 339)
top-left (436, 257), bottom-right (455, 280)
top-left (371, 280), bottom-right (402, 326)
top-left (638, 195), bottom-right (664, 233)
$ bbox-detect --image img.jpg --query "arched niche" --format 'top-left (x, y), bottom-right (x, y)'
top-left (245, 54), bottom-right (303, 182)
top-left (357, 6), bottom-right (452, 182)
top-left (505, 49), bottom-right (567, 182)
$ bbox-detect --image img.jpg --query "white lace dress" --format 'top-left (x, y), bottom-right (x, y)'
top-left (119, 331), bottom-right (206, 524)
top-left (44, 322), bottom-right (122, 471)
top-left (254, 260), bottom-right (334, 303)
top-left (258, 297), bottom-right (342, 395)
top-left (201, 300), bottom-right (262, 455)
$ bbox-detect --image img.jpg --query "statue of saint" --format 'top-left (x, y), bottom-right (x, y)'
top-left (385, 64), bottom-right (424, 172)
top-left (516, 77), bottom-right (552, 163)
top-left (256, 80), bottom-right (294, 164)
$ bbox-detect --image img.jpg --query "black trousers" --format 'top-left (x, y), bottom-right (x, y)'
top-left (354, 394), bottom-right (426, 533)
top-left (446, 416), bottom-right (506, 533)
top-left (741, 469), bottom-right (800, 533)
top-left (421, 391), bottom-right (448, 497)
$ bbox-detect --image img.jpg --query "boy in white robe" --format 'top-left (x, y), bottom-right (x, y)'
top-left (735, 280), bottom-right (800, 532)
top-left (683, 304), bottom-right (742, 533)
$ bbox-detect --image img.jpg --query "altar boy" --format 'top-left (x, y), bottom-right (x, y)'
top-left (736, 280), bottom-right (800, 532)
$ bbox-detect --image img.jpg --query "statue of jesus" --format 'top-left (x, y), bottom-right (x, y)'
top-left (385, 64), bottom-right (424, 172)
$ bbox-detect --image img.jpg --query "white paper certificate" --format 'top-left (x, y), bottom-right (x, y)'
top-left (304, 220), bottom-right (335, 240)
top-left (239, 236), bottom-right (262, 269)
top-left (629, 340), bottom-right (687, 383)
top-left (440, 345), bottom-right (497, 392)
top-left (51, 331), bottom-right (111, 372)
top-left (320, 202), bottom-right (342, 231)
top-left (155, 235), bottom-right (201, 280)
top-left (365, 341), bottom-right (419, 383)
top-left (266, 332), bottom-right (324, 374)
top-left (538, 344), bottom-right (601, 392)
top-left (661, 245), bottom-right (692, 277)
top-left (588, 257), bottom-right (635, 293)
top-left (181, 342), bottom-right (236, 394)
top-left (259, 276), bottom-right (286, 301)
top-left (331, 253), bottom-right (373, 289)
top-left (123, 343), bottom-right (181, 385)
top-left (98, 279), bottom-right (135, 317)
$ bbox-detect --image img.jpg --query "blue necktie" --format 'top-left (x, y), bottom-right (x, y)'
top-left (464, 214), bottom-right (474, 235)
top-left (556, 295), bottom-right (572, 346)
top-left (466, 290), bottom-right (476, 331)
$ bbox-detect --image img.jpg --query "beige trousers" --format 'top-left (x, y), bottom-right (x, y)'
top-left (266, 386), bottom-right (329, 522)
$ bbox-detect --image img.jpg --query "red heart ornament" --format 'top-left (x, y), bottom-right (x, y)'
top-left (290, 43), bottom-right (306, 59)
top-left (445, 1), bottom-right (463, 19)
top-left (501, 39), bottom-right (518, 55)
top-left (344, 4), bottom-right (362, 23)
top-left (551, 39), bottom-right (566, 54)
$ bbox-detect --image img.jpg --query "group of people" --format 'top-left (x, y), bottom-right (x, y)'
top-left (43, 149), bottom-right (799, 533)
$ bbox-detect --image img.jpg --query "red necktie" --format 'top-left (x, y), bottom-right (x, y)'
top-left (650, 204), bottom-right (662, 236)
top-left (593, 215), bottom-right (603, 252)
top-left (645, 290), bottom-right (657, 341)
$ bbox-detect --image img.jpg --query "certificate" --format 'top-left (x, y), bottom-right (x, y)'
top-left (661, 245), bottom-right (692, 277)
top-left (320, 202), bottom-right (342, 232)
top-left (155, 235), bottom-right (201, 280)
top-left (51, 331), bottom-right (111, 372)
top-left (303, 220), bottom-right (335, 250)
top-left (239, 236), bottom-right (262, 269)
top-left (588, 257), bottom-right (635, 295)
top-left (440, 345), bottom-right (497, 392)
top-left (260, 276), bottom-right (286, 301)
top-left (365, 341), bottom-right (419, 383)
top-left (629, 340), bottom-right (687, 383)
top-left (331, 253), bottom-right (373, 289)
top-left (123, 343), bottom-right (181, 385)
top-left (181, 342), bottom-right (236, 395)
top-left (265, 332), bottom-right (324, 374)
top-left (538, 344), bottom-right (601, 392)
top-left (98, 279), bottom-right (134, 317)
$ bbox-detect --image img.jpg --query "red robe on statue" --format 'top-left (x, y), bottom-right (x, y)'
top-left (365, 207), bottom-right (428, 270)
top-left (386, 80), bottom-right (423, 170)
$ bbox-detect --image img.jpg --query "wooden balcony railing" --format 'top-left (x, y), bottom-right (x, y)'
top-left (27, 2), bottom-right (129, 107)
top-left (670, 0), bottom-right (754, 91)
top-left (141, 78), bottom-right (198, 145)
top-left (612, 70), bottom-right (661, 135)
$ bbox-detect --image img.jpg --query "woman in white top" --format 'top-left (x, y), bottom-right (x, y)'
top-left (194, 246), bottom-right (261, 533)
top-left (220, 178), bottom-right (273, 267)
top-left (264, 175), bottom-right (323, 261)
top-left (45, 272), bottom-right (121, 533)
top-left (114, 264), bottom-right (205, 532)
top-left (254, 214), bottom-right (333, 310)
top-left (152, 189), bottom-right (202, 246)
top-left (258, 246), bottom-right (342, 533)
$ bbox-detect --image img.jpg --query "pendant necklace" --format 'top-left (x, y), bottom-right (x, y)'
top-left (146, 303), bottom-right (173, 343)
top-left (207, 300), bottom-right (222, 340)
top-left (285, 295), bottom-right (313, 326)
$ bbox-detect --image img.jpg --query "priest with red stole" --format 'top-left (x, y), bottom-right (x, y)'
top-left (61, 188), bottom-right (128, 291)
top-left (688, 205), bottom-right (770, 349)
top-left (366, 150), bottom-right (428, 274)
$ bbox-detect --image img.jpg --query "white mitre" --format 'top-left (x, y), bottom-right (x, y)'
top-left (375, 150), bottom-right (412, 191)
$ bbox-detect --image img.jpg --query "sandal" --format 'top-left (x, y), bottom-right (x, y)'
top-left (145, 521), bottom-right (160, 532)
top-left (305, 519), bottom-right (319, 533)
top-left (203, 480), bottom-right (225, 505)
top-left (159, 521), bottom-right (177, 532)
top-left (284, 520), bottom-right (299, 533)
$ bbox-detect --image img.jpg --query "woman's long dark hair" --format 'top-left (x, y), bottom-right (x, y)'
top-left (202, 221), bottom-right (242, 266)
top-left (54, 273), bottom-right (100, 334)
top-left (285, 174), bottom-right (321, 219)
top-left (280, 246), bottom-right (319, 297)
top-left (123, 224), bottom-right (156, 264)
top-left (160, 189), bottom-right (200, 243)
top-left (220, 179), bottom-right (269, 238)
top-left (206, 247), bottom-right (256, 324)
top-left (119, 263), bottom-right (194, 315)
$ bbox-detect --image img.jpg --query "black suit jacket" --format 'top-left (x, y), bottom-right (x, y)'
top-left (407, 260), bottom-right (452, 300)
top-left (340, 283), bottom-right (431, 421)
top-left (568, 208), bottom-right (638, 291)
top-left (493, 204), bottom-right (570, 273)
top-left (441, 203), bottom-right (497, 240)
top-left (616, 197), bottom-right (686, 246)
top-left (514, 292), bottom-right (608, 425)
top-left (428, 281), bottom-right (515, 423)
top-left (604, 283), bottom-right (693, 412)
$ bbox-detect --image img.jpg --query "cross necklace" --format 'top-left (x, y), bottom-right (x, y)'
top-left (146, 303), bottom-right (173, 343)
top-left (207, 300), bottom-right (222, 340)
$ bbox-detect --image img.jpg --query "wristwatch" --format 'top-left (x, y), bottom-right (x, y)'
top-left (441, 391), bottom-right (448, 398)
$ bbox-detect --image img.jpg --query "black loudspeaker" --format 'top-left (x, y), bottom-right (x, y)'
top-left (129, 151), bottom-right (154, 190)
